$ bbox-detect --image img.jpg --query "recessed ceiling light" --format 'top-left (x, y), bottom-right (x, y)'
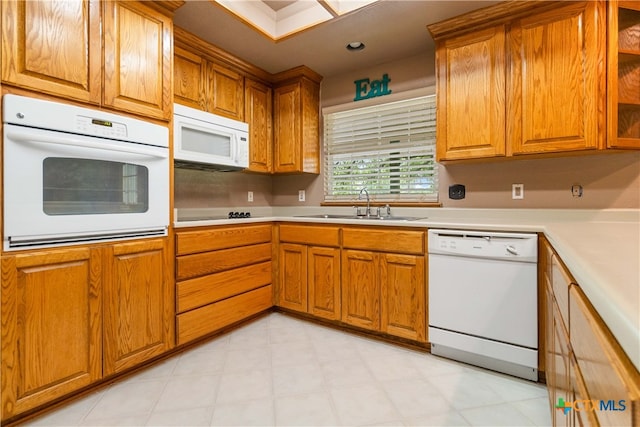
top-left (346, 41), bottom-right (365, 51)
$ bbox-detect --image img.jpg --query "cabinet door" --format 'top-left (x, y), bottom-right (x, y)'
top-left (607, 1), bottom-right (640, 149)
top-left (509, 1), bottom-right (605, 154)
top-left (273, 82), bottom-right (302, 173)
top-left (551, 303), bottom-right (572, 427)
top-left (103, 239), bottom-right (173, 375)
top-left (308, 246), bottom-right (341, 321)
top-left (435, 25), bottom-right (506, 161)
top-left (569, 285), bottom-right (640, 427)
top-left (278, 243), bottom-right (308, 312)
top-left (103, 1), bottom-right (172, 120)
top-left (207, 62), bottom-right (244, 120)
top-left (245, 78), bottom-right (273, 173)
top-left (174, 46), bottom-right (206, 110)
top-left (341, 250), bottom-right (380, 331)
top-left (380, 253), bottom-right (426, 342)
top-left (1, 248), bottom-right (102, 418)
top-left (1, 0), bottom-right (101, 103)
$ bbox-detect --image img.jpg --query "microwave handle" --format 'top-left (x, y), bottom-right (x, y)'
top-left (6, 129), bottom-right (168, 159)
top-left (231, 132), bottom-right (240, 163)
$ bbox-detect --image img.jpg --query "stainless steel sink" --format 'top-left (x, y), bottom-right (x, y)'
top-left (294, 214), bottom-right (424, 221)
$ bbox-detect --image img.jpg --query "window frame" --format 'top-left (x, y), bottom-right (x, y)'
top-left (321, 87), bottom-right (439, 206)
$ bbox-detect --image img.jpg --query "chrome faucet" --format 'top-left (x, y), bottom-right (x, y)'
top-left (358, 187), bottom-right (370, 217)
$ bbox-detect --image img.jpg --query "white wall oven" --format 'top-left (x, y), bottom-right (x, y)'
top-left (3, 94), bottom-right (169, 251)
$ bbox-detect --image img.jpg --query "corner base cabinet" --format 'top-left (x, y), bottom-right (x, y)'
top-left (175, 224), bottom-right (274, 345)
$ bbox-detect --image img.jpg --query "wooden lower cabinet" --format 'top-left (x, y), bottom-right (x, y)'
top-left (569, 285), bottom-right (640, 426)
top-left (277, 225), bottom-right (341, 321)
top-left (103, 239), bottom-right (173, 375)
top-left (1, 248), bottom-right (102, 419)
top-left (380, 252), bottom-right (426, 341)
top-left (307, 246), bottom-right (341, 320)
top-left (341, 227), bottom-right (427, 342)
top-left (278, 243), bottom-right (308, 312)
top-left (175, 225), bottom-right (274, 345)
top-left (543, 239), bottom-right (640, 427)
top-left (341, 249), bottom-right (380, 331)
top-left (0, 237), bottom-right (175, 422)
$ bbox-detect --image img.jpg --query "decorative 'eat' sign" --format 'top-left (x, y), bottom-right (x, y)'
top-left (353, 74), bottom-right (392, 101)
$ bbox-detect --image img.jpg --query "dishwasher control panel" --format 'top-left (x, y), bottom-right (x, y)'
top-left (428, 229), bottom-right (537, 262)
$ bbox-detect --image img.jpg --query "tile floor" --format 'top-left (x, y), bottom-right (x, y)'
top-left (26, 313), bottom-right (552, 426)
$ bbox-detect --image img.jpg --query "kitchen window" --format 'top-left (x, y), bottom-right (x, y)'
top-left (323, 91), bottom-right (437, 203)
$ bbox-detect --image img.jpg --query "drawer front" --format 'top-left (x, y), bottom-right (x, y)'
top-left (569, 285), bottom-right (640, 427)
top-left (279, 224), bottom-right (340, 247)
top-left (176, 224), bottom-right (272, 255)
top-left (176, 285), bottom-right (273, 345)
top-left (177, 261), bottom-right (272, 313)
top-left (551, 254), bottom-right (572, 328)
top-left (342, 228), bottom-right (425, 254)
top-left (176, 243), bottom-right (271, 280)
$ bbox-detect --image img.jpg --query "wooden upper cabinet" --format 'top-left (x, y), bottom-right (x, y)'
top-left (608, 1), bottom-right (640, 149)
top-left (509, 1), bottom-right (605, 155)
top-left (435, 25), bottom-right (506, 161)
top-left (0, 0), bottom-right (102, 103)
top-left (245, 78), bottom-right (273, 173)
top-left (208, 62), bottom-right (244, 120)
top-left (1, 248), bottom-right (102, 418)
top-left (273, 68), bottom-right (322, 174)
top-left (103, 0), bottom-right (173, 120)
top-left (428, 1), bottom-right (620, 161)
top-left (174, 46), bottom-right (206, 110)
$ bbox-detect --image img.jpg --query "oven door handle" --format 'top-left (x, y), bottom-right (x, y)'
top-left (6, 129), bottom-right (169, 159)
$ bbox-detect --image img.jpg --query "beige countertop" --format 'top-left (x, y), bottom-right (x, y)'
top-left (175, 207), bottom-right (640, 370)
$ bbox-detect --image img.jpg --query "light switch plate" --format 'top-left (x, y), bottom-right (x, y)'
top-left (512, 184), bottom-right (524, 199)
top-left (298, 190), bottom-right (305, 202)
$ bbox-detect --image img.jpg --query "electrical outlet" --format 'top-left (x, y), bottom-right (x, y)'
top-left (247, 191), bottom-right (253, 202)
top-left (512, 183), bottom-right (524, 199)
top-left (298, 190), bottom-right (305, 202)
top-left (571, 184), bottom-right (583, 197)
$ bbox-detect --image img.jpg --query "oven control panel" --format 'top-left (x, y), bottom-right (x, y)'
top-left (76, 115), bottom-right (127, 139)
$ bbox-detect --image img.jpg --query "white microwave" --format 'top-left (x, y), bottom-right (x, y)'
top-left (173, 104), bottom-right (249, 171)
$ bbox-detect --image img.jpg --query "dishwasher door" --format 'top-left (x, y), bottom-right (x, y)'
top-left (427, 229), bottom-right (538, 380)
top-left (428, 253), bottom-right (538, 348)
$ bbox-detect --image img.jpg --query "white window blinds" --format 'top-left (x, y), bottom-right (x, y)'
top-left (323, 94), bottom-right (438, 203)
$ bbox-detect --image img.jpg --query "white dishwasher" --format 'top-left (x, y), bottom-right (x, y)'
top-left (428, 229), bottom-right (538, 381)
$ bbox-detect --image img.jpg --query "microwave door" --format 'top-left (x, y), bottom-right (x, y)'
top-left (175, 117), bottom-right (240, 167)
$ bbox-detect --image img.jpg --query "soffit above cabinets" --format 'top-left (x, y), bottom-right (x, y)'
top-left (174, 0), bottom-right (501, 77)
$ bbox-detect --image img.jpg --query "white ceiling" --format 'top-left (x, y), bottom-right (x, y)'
top-left (173, 0), bottom-right (500, 78)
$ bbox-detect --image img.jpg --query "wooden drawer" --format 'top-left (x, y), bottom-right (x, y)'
top-left (279, 224), bottom-right (340, 247)
top-left (176, 243), bottom-right (271, 280)
top-left (551, 254), bottom-right (573, 328)
top-left (176, 224), bottom-right (272, 255)
top-left (342, 227), bottom-right (425, 254)
top-left (176, 285), bottom-right (273, 345)
top-left (569, 285), bottom-right (640, 427)
top-left (177, 261), bottom-right (272, 313)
